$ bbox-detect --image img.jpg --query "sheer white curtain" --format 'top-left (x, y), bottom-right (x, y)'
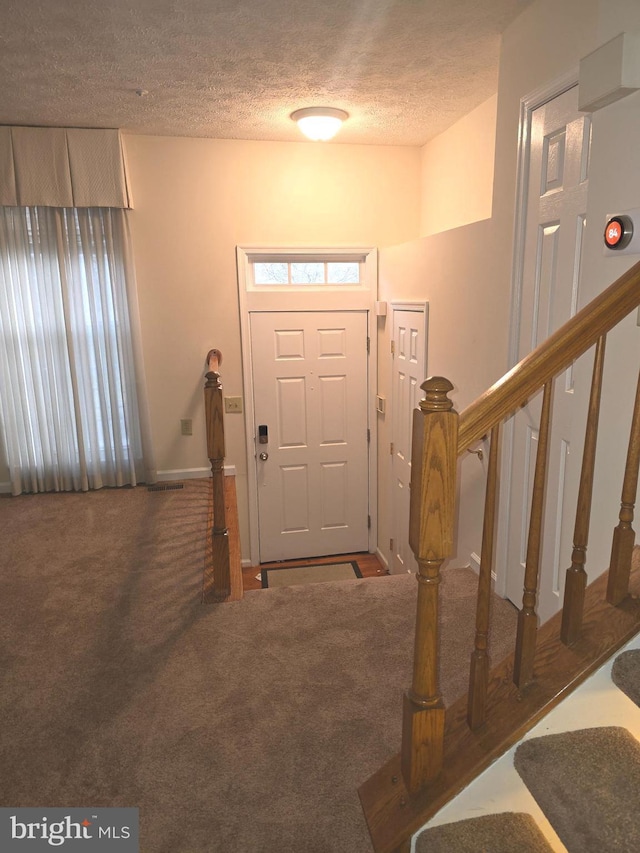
top-left (0, 206), bottom-right (156, 495)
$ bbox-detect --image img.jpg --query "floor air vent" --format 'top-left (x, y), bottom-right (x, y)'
top-left (147, 483), bottom-right (184, 492)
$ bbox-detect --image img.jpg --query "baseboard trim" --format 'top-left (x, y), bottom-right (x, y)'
top-left (469, 551), bottom-right (497, 582)
top-left (241, 558), bottom-right (253, 568)
top-left (156, 466), bottom-right (236, 480)
top-left (375, 547), bottom-right (389, 571)
top-left (0, 468), bottom-right (237, 493)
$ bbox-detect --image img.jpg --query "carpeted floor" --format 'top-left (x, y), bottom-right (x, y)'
top-left (0, 480), bottom-right (518, 852)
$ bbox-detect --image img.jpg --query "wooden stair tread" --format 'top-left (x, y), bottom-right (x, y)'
top-left (359, 562), bottom-right (640, 853)
top-left (415, 812), bottom-right (555, 853)
top-left (513, 726), bottom-right (640, 852)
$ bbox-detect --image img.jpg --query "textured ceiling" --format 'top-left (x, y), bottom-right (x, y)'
top-left (0, 0), bottom-right (531, 146)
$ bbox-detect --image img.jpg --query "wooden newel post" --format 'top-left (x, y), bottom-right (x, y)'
top-left (401, 377), bottom-right (459, 795)
top-left (205, 348), bottom-right (231, 600)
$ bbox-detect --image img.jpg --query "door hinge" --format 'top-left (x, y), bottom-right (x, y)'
top-left (390, 538), bottom-right (394, 551)
top-left (391, 340), bottom-right (395, 355)
top-left (367, 428), bottom-right (370, 444)
top-left (367, 336), bottom-right (370, 354)
top-left (367, 514), bottom-right (371, 529)
top-left (390, 442), bottom-right (394, 455)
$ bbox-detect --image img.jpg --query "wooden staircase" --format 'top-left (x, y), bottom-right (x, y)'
top-left (413, 627), bottom-right (640, 851)
top-left (360, 260), bottom-right (640, 852)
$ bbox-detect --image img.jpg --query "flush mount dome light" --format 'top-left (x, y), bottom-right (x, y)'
top-left (291, 107), bottom-right (349, 141)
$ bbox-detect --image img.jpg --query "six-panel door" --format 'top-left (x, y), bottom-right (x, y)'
top-left (250, 310), bottom-right (369, 562)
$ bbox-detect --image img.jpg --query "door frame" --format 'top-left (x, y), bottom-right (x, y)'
top-left (494, 69), bottom-right (580, 598)
top-left (236, 245), bottom-right (378, 566)
top-left (389, 301), bottom-right (428, 574)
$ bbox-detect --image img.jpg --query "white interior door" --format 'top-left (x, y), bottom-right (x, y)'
top-left (390, 304), bottom-right (428, 574)
top-left (503, 85), bottom-right (591, 622)
top-left (250, 310), bottom-right (369, 562)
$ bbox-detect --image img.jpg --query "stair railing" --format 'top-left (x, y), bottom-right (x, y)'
top-left (361, 259), bottom-right (640, 852)
top-left (204, 348), bottom-right (231, 600)
top-left (406, 259), bottom-right (640, 787)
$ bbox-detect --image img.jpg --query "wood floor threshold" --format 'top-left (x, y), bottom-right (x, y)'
top-left (359, 564), bottom-right (640, 853)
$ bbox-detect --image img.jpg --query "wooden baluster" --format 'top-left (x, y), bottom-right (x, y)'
top-left (513, 380), bottom-right (553, 689)
top-left (561, 336), bottom-right (606, 644)
top-left (606, 368), bottom-right (640, 605)
top-left (401, 377), bottom-right (458, 794)
top-left (467, 423), bottom-right (500, 730)
top-left (204, 348), bottom-right (231, 600)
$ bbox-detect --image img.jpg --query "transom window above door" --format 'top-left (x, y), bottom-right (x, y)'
top-left (253, 260), bottom-right (360, 286)
top-left (244, 250), bottom-right (370, 292)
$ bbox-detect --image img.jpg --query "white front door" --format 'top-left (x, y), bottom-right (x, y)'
top-left (390, 304), bottom-right (428, 574)
top-left (250, 310), bottom-right (370, 562)
top-left (503, 85), bottom-right (591, 622)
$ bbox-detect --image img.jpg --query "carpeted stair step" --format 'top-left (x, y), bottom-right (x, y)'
top-left (514, 726), bottom-right (640, 852)
top-left (612, 649), bottom-right (640, 706)
top-left (415, 812), bottom-right (554, 852)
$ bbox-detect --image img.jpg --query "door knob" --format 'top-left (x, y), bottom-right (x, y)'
top-left (259, 452), bottom-right (269, 461)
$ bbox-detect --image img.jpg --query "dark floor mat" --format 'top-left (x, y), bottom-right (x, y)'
top-left (612, 649), bottom-right (640, 707)
top-left (514, 727), bottom-right (640, 852)
top-left (415, 812), bottom-right (553, 852)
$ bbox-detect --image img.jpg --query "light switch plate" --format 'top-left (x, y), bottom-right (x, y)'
top-left (224, 396), bottom-right (243, 414)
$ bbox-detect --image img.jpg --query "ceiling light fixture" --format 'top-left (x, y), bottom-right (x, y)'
top-left (290, 107), bottom-right (349, 141)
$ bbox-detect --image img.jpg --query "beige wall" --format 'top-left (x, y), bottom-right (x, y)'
top-left (5, 0), bottom-right (640, 586)
top-left (572, 88), bottom-right (640, 574)
top-left (420, 95), bottom-right (497, 237)
top-left (597, 0), bottom-right (640, 45)
top-left (377, 0), bottom-right (639, 580)
top-left (484, 0), bottom-right (640, 582)
top-left (377, 219), bottom-right (507, 565)
top-left (123, 135), bottom-right (421, 557)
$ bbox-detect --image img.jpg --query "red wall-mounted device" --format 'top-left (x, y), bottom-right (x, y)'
top-left (603, 209), bottom-right (640, 255)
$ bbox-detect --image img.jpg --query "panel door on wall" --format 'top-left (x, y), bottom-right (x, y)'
top-left (390, 304), bottom-right (428, 574)
top-left (250, 310), bottom-right (369, 562)
top-left (504, 85), bottom-right (591, 622)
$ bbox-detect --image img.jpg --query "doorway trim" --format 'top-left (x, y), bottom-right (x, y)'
top-left (236, 245), bottom-right (378, 566)
top-left (494, 69), bottom-right (580, 598)
top-left (389, 301), bottom-right (428, 575)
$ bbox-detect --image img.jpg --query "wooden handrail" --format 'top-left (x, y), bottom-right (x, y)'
top-left (458, 258), bottom-right (640, 454)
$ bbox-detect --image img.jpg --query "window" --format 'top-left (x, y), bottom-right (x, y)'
top-left (253, 260), bottom-right (361, 286)
top-left (0, 206), bottom-right (153, 494)
top-left (246, 250), bottom-right (369, 291)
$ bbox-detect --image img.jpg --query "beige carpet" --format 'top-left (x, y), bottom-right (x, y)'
top-left (0, 480), bottom-right (518, 852)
